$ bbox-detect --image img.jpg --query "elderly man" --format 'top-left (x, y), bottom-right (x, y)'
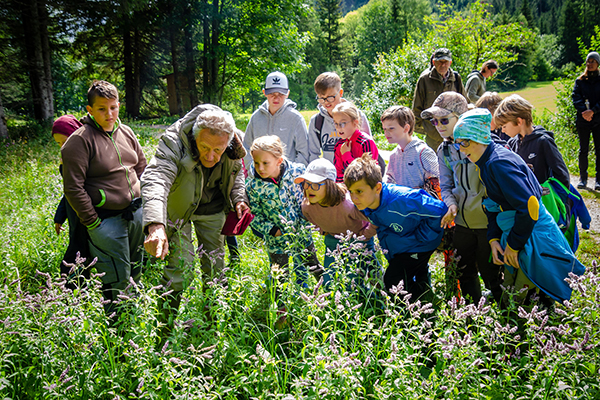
top-left (412, 48), bottom-right (468, 151)
top-left (141, 104), bottom-right (248, 332)
top-left (465, 60), bottom-right (498, 104)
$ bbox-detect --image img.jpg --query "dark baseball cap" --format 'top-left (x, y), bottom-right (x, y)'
top-left (433, 48), bottom-right (452, 61)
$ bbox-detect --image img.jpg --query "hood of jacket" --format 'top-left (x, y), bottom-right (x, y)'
top-left (258, 98), bottom-right (298, 118)
top-left (168, 104), bottom-right (246, 173)
top-left (467, 70), bottom-right (483, 81)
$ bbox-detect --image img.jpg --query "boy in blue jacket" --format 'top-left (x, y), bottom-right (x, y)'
top-left (344, 154), bottom-right (447, 302)
top-left (453, 108), bottom-right (585, 305)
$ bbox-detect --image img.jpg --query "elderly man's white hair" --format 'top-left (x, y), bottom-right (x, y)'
top-left (192, 108), bottom-right (238, 142)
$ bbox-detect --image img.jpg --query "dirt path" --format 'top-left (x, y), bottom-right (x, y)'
top-left (568, 174), bottom-right (600, 232)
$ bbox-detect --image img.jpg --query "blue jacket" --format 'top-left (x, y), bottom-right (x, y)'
top-left (362, 183), bottom-right (447, 259)
top-left (476, 141), bottom-right (543, 251)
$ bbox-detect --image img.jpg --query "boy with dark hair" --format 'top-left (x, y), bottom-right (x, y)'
top-left (495, 94), bottom-right (570, 189)
top-left (244, 71), bottom-right (310, 166)
top-left (453, 108), bottom-right (584, 305)
top-left (62, 80), bottom-right (147, 318)
top-left (344, 154), bottom-right (447, 302)
top-left (307, 72), bottom-right (371, 163)
top-left (381, 105), bottom-right (439, 189)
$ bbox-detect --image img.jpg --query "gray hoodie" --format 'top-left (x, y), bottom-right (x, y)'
top-left (307, 102), bottom-right (372, 163)
top-left (243, 99), bottom-right (310, 166)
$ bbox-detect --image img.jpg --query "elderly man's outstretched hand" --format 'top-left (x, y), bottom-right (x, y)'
top-left (144, 223), bottom-right (169, 260)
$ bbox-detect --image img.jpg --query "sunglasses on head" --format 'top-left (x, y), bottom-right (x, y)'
top-left (302, 181), bottom-right (326, 191)
top-left (430, 115), bottom-right (456, 126)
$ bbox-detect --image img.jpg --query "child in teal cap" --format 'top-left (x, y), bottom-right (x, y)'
top-left (453, 108), bottom-right (584, 305)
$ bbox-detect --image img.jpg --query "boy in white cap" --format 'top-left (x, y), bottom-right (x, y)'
top-left (244, 71), bottom-right (310, 166)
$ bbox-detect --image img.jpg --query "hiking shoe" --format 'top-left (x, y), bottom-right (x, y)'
top-left (577, 180), bottom-right (587, 189)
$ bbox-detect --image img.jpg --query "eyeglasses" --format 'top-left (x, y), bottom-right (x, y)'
top-left (430, 115), bottom-right (456, 126)
top-left (316, 94), bottom-right (337, 103)
top-left (453, 139), bottom-right (471, 150)
top-left (302, 181), bottom-right (326, 191)
top-left (333, 121), bottom-right (347, 129)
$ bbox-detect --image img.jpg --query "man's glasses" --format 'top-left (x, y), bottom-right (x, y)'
top-left (316, 94), bottom-right (337, 103)
top-left (430, 115), bottom-right (456, 126)
top-left (302, 181), bottom-right (326, 190)
top-left (333, 121), bottom-right (347, 129)
top-left (453, 139), bottom-right (471, 150)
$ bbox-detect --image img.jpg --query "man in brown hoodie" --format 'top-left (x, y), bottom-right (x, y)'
top-left (62, 80), bottom-right (147, 319)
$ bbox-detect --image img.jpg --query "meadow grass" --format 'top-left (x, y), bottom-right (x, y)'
top-left (0, 120), bottom-right (599, 398)
top-left (499, 81), bottom-right (559, 114)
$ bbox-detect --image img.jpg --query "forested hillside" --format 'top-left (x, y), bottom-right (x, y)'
top-left (0, 0), bottom-right (598, 136)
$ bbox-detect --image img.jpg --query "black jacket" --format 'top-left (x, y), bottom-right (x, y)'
top-left (572, 73), bottom-right (600, 126)
top-left (508, 126), bottom-right (570, 188)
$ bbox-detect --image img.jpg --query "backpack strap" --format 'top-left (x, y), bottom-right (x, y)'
top-left (454, 71), bottom-right (461, 93)
top-left (442, 141), bottom-right (452, 170)
top-left (315, 113), bottom-right (324, 142)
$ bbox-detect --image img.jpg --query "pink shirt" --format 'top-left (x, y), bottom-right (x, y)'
top-left (301, 193), bottom-right (377, 239)
top-left (333, 130), bottom-right (379, 183)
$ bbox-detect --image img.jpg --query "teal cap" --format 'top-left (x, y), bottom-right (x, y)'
top-left (453, 108), bottom-right (492, 145)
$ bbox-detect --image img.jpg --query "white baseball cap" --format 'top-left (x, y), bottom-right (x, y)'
top-left (294, 158), bottom-right (336, 184)
top-left (264, 71), bottom-right (289, 95)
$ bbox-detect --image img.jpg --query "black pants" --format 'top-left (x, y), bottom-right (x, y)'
top-left (577, 120), bottom-right (600, 181)
top-left (453, 225), bottom-right (503, 304)
top-left (269, 243), bottom-right (321, 286)
top-left (385, 250), bottom-right (434, 302)
top-left (61, 199), bottom-right (91, 288)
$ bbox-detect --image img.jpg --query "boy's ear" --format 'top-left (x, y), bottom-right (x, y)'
top-left (403, 124), bottom-right (412, 134)
top-left (339, 88), bottom-right (344, 98)
top-left (375, 182), bottom-right (383, 194)
top-left (86, 105), bottom-right (93, 113)
top-left (262, 89), bottom-right (266, 97)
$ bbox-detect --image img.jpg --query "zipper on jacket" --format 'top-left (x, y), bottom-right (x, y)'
top-left (458, 152), bottom-right (471, 229)
top-left (107, 132), bottom-right (135, 201)
top-left (540, 252), bottom-right (571, 263)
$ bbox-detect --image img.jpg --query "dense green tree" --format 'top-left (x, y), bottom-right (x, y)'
top-left (520, 0), bottom-right (534, 27)
top-left (198, 0), bottom-right (308, 106)
top-left (316, 0), bottom-right (343, 66)
top-left (431, 0), bottom-right (536, 78)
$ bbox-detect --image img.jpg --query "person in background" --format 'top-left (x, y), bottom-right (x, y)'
top-left (572, 51), bottom-right (600, 189)
top-left (52, 115), bottom-right (90, 287)
top-left (465, 60), bottom-right (498, 104)
top-left (307, 72), bottom-right (371, 163)
top-left (381, 105), bottom-right (439, 190)
top-left (332, 102), bottom-right (379, 183)
top-left (243, 71), bottom-right (310, 167)
top-left (413, 48), bottom-right (467, 151)
top-left (475, 91), bottom-right (510, 143)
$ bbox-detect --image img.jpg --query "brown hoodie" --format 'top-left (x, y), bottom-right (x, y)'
top-left (62, 115), bottom-right (147, 228)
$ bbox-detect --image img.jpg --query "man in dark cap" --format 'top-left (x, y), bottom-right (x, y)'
top-left (412, 48), bottom-right (468, 151)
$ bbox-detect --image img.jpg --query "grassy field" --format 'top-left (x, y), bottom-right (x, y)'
top-left (499, 81), bottom-right (559, 114)
top-left (0, 120), bottom-right (599, 398)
